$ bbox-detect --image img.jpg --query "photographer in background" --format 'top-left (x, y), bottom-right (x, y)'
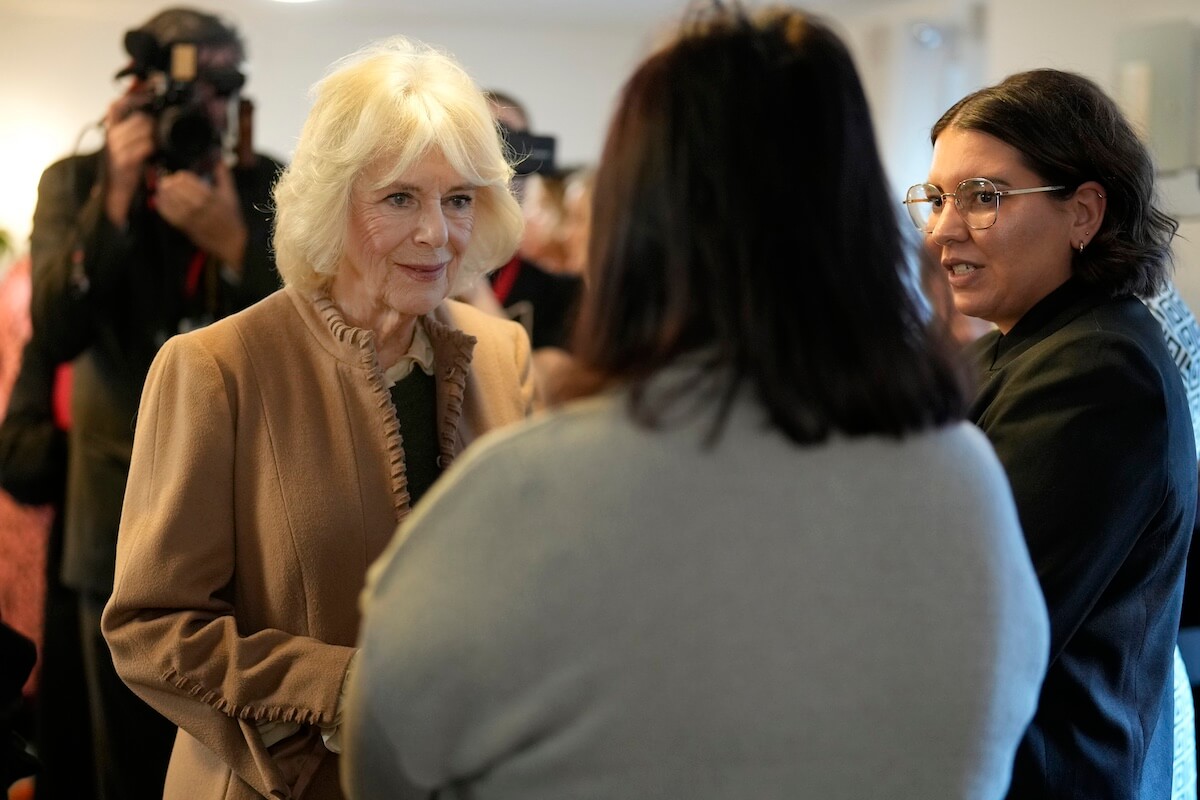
top-left (480, 91), bottom-right (583, 403)
top-left (28, 7), bottom-right (282, 798)
top-left (483, 90), bottom-right (583, 353)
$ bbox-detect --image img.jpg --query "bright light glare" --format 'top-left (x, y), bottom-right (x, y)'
top-left (0, 121), bottom-right (83, 251)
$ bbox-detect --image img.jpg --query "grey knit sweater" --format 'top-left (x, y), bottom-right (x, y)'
top-left (344, 385), bottom-right (1049, 800)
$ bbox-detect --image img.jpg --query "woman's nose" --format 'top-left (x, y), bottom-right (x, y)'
top-left (413, 205), bottom-right (449, 248)
top-left (928, 201), bottom-right (969, 247)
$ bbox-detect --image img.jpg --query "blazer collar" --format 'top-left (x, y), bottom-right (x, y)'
top-left (287, 285), bottom-right (476, 374)
top-left (975, 278), bottom-right (1110, 371)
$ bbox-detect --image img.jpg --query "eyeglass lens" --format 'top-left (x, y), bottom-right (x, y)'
top-left (905, 178), bottom-right (999, 232)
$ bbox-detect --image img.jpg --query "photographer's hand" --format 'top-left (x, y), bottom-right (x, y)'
top-left (156, 160), bottom-right (248, 272)
top-left (104, 94), bottom-right (155, 228)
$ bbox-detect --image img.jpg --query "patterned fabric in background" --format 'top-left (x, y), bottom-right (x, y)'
top-left (1145, 281), bottom-right (1200, 460)
top-left (1145, 281), bottom-right (1200, 800)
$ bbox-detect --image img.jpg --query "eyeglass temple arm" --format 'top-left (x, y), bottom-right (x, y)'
top-left (995, 185), bottom-right (1066, 197)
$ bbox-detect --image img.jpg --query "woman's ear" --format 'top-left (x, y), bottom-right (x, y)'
top-left (1071, 180), bottom-right (1107, 250)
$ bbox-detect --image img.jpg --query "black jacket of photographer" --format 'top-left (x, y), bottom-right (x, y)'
top-left (29, 148), bottom-right (282, 597)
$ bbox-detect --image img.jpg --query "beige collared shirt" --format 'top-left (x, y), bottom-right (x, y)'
top-left (381, 319), bottom-right (435, 388)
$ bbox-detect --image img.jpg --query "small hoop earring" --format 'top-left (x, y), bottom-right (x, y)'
top-left (1078, 241), bottom-right (1085, 254)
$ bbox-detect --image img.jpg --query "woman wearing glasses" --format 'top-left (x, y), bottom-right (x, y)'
top-left (909, 69), bottom-right (1194, 799)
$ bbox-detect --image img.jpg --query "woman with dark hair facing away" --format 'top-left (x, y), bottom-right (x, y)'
top-left (342, 7), bottom-right (1049, 799)
top-left (908, 68), bottom-right (1195, 798)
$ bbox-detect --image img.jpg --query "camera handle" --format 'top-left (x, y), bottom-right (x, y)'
top-left (236, 97), bottom-right (256, 170)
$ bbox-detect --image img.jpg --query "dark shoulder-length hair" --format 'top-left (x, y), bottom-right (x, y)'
top-left (932, 68), bottom-right (1177, 297)
top-left (569, 3), bottom-right (966, 445)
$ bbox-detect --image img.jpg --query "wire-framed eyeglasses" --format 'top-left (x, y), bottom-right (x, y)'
top-left (902, 178), bottom-right (1066, 233)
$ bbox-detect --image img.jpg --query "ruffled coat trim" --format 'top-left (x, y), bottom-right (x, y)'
top-left (162, 668), bottom-right (332, 726)
top-left (310, 292), bottom-right (475, 522)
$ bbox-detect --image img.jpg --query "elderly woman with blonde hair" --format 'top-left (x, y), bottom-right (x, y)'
top-left (101, 36), bottom-right (533, 800)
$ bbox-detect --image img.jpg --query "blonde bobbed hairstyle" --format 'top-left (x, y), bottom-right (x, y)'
top-left (272, 36), bottom-right (523, 294)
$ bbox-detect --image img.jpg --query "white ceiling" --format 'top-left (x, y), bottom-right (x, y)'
top-left (4, 0), bottom-right (908, 28)
top-left (293, 0), bottom-right (907, 24)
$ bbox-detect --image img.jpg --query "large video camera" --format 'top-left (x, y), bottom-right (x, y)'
top-left (117, 29), bottom-right (245, 174)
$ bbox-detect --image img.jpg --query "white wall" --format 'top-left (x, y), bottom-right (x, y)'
top-left (835, 0), bottom-right (985, 196)
top-left (0, 1), bottom-right (657, 251)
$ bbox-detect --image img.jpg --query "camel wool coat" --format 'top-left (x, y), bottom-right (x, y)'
top-left (102, 286), bottom-right (534, 800)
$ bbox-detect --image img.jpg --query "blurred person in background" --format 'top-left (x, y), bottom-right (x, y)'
top-left (0, 327), bottom-right (94, 800)
top-left (559, 166), bottom-right (595, 277)
top-left (483, 89), bottom-right (583, 353)
top-left (517, 171), bottom-right (569, 273)
top-left (26, 7), bottom-right (283, 797)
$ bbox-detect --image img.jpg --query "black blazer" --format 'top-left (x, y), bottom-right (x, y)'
top-left (969, 278), bottom-right (1196, 799)
top-left (489, 257), bottom-right (582, 351)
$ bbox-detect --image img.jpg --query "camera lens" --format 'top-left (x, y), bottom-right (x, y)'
top-left (157, 104), bottom-right (220, 172)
